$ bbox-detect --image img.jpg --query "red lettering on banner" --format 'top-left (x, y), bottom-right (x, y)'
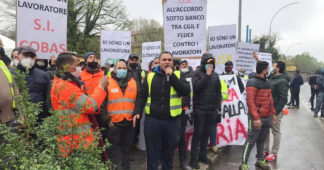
top-left (34, 19), bottom-right (41, 30)
top-left (50, 43), bottom-right (58, 53)
top-left (30, 41), bottom-right (40, 51)
top-left (217, 118), bottom-right (247, 145)
top-left (235, 118), bottom-right (247, 140)
top-left (41, 42), bottom-right (49, 52)
top-left (226, 88), bottom-right (239, 102)
top-left (19, 40), bottom-right (28, 47)
top-left (19, 40), bottom-right (66, 54)
top-left (59, 44), bottom-right (66, 52)
top-left (217, 123), bottom-right (230, 144)
top-left (226, 119), bottom-right (233, 142)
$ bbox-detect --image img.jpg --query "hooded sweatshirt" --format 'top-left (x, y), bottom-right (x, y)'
top-left (192, 53), bottom-right (222, 111)
top-left (269, 72), bottom-right (290, 114)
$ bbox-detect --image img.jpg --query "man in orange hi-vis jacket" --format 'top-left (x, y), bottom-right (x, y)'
top-left (50, 52), bottom-right (108, 157)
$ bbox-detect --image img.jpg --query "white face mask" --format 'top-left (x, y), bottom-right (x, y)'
top-left (72, 66), bottom-right (82, 77)
top-left (37, 61), bottom-right (45, 67)
top-left (11, 59), bottom-right (19, 67)
top-left (21, 58), bottom-right (35, 69)
top-left (181, 68), bottom-right (189, 73)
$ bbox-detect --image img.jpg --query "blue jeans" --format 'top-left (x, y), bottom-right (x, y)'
top-left (314, 92), bottom-right (324, 116)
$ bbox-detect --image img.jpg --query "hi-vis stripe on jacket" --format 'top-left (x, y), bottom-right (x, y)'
top-left (107, 77), bottom-right (137, 123)
top-left (51, 76), bottom-right (106, 157)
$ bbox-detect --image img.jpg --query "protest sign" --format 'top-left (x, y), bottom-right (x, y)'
top-left (163, 0), bottom-right (207, 57)
top-left (236, 42), bottom-right (260, 74)
top-left (17, 0), bottom-right (68, 59)
top-left (142, 41), bottom-right (161, 71)
top-left (100, 31), bottom-right (131, 66)
top-left (185, 58), bottom-right (201, 71)
top-left (209, 25), bottom-right (237, 74)
top-left (258, 52), bottom-right (272, 66)
top-left (217, 75), bottom-right (248, 147)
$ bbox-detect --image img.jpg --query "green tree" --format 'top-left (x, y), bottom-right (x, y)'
top-left (288, 52), bottom-right (324, 73)
top-left (253, 34), bottom-right (280, 60)
top-left (131, 18), bottom-right (164, 59)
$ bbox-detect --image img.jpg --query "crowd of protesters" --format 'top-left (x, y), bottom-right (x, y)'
top-left (1, 39), bottom-right (322, 170)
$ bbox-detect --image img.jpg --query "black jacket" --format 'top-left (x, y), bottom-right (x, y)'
top-left (14, 64), bottom-right (51, 121)
top-left (290, 73), bottom-right (304, 91)
top-left (192, 54), bottom-right (222, 111)
top-left (316, 74), bottom-right (324, 93)
top-left (134, 66), bottom-right (190, 120)
top-left (181, 70), bottom-right (193, 108)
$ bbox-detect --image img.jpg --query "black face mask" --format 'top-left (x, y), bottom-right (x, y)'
top-left (225, 66), bottom-right (233, 73)
top-left (129, 63), bottom-right (138, 69)
top-left (175, 66), bottom-right (180, 71)
top-left (87, 61), bottom-right (98, 68)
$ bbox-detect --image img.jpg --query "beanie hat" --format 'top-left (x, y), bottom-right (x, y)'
top-left (83, 52), bottom-right (96, 62)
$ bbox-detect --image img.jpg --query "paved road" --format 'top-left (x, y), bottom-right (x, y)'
top-left (212, 84), bottom-right (324, 170)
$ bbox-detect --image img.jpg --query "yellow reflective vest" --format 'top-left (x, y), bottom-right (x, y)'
top-left (221, 80), bottom-right (228, 101)
top-left (145, 71), bottom-right (182, 117)
top-left (0, 60), bottom-right (15, 108)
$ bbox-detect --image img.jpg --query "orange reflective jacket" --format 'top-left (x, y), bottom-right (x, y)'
top-left (80, 70), bottom-right (104, 95)
top-left (51, 76), bottom-right (106, 157)
top-left (107, 77), bottom-right (137, 123)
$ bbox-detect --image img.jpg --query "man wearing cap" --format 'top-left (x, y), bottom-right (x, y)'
top-left (127, 54), bottom-right (146, 148)
top-left (223, 60), bottom-right (245, 93)
top-left (190, 53), bottom-right (222, 169)
top-left (13, 46), bottom-right (51, 122)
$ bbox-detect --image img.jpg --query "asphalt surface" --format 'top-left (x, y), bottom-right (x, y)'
top-left (130, 84), bottom-right (324, 170)
top-left (212, 84), bottom-right (324, 170)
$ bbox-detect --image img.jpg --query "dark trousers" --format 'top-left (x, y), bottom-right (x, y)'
top-left (242, 115), bottom-right (272, 163)
top-left (178, 111), bottom-right (188, 163)
top-left (144, 116), bottom-right (181, 170)
top-left (310, 88), bottom-right (317, 109)
top-left (190, 108), bottom-right (218, 162)
top-left (290, 89), bottom-right (300, 106)
top-left (103, 125), bottom-right (134, 170)
top-left (314, 92), bottom-right (324, 117)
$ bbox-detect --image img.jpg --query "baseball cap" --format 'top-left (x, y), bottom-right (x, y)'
top-left (18, 46), bottom-right (36, 57)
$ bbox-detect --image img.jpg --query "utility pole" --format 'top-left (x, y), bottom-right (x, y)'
top-left (238, 0), bottom-right (242, 42)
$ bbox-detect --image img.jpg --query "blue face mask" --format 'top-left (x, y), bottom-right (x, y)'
top-left (205, 64), bottom-right (213, 71)
top-left (116, 69), bottom-right (127, 79)
top-left (269, 67), bottom-right (274, 74)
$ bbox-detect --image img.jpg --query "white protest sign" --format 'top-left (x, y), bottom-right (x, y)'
top-left (209, 25), bottom-right (237, 74)
top-left (217, 75), bottom-right (248, 147)
top-left (163, 0), bottom-right (207, 57)
top-left (17, 0), bottom-right (68, 59)
top-left (185, 58), bottom-right (201, 71)
top-left (236, 42), bottom-right (260, 74)
top-left (100, 31), bottom-right (131, 65)
top-left (142, 41), bottom-right (161, 71)
top-left (258, 52), bottom-right (272, 66)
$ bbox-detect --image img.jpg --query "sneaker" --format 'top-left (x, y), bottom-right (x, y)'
top-left (295, 106), bottom-right (300, 109)
top-left (264, 152), bottom-right (270, 157)
top-left (288, 106), bottom-right (294, 109)
top-left (265, 154), bottom-right (277, 161)
top-left (211, 146), bottom-right (221, 154)
top-left (180, 162), bottom-right (192, 170)
top-left (198, 157), bottom-right (212, 165)
top-left (255, 159), bottom-right (270, 170)
top-left (314, 113), bottom-right (318, 117)
top-left (239, 163), bottom-right (249, 170)
top-left (189, 161), bottom-right (200, 169)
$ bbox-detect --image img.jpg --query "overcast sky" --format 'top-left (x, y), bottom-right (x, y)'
top-left (123, 0), bottom-right (324, 61)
